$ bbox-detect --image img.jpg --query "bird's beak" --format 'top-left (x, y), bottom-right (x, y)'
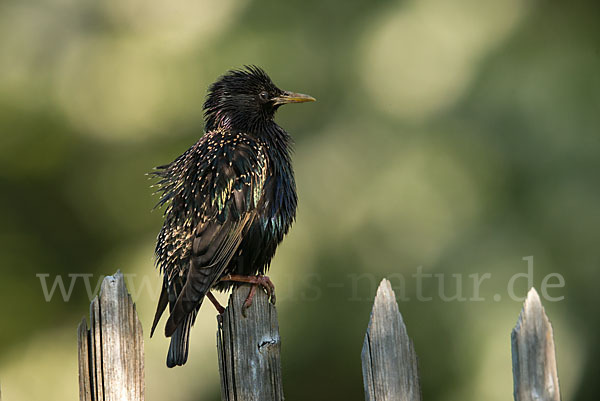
top-left (273, 91), bottom-right (316, 106)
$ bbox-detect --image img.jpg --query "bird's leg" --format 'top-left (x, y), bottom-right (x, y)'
top-left (220, 274), bottom-right (276, 315)
top-left (206, 291), bottom-right (225, 315)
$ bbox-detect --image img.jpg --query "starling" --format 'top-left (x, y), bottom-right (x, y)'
top-left (150, 66), bottom-right (315, 367)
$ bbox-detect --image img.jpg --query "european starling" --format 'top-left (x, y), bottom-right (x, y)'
top-left (150, 66), bottom-right (315, 367)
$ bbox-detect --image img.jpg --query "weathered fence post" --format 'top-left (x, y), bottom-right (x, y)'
top-left (362, 279), bottom-right (421, 401)
top-left (511, 287), bottom-right (561, 401)
top-left (77, 271), bottom-right (145, 401)
top-left (217, 284), bottom-right (283, 401)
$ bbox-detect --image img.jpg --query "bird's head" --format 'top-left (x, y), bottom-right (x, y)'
top-left (203, 66), bottom-right (315, 132)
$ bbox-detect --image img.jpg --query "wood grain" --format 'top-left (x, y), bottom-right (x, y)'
top-left (511, 288), bottom-right (561, 401)
top-left (77, 271), bottom-right (144, 401)
top-left (362, 279), bottom-right (421, 401)
top-left (217, 284), bottom-right (283, 401)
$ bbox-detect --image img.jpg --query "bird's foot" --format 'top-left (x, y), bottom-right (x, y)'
top-left (206, 291), bottom-right (225, 315)
top-left (220, 274), bottom-right (276, 316)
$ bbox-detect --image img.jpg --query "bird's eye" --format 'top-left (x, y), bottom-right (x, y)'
top-left (259, 91), bottom-right (270, 101)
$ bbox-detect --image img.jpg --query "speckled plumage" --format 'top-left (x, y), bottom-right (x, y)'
top-left (150, 66), bottom-right (313, 367)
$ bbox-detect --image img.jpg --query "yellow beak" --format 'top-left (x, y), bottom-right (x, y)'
top-left (273, 91), bottom-right (316, 105)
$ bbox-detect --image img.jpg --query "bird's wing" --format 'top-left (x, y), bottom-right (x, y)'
top-left (158, 132), bottom-right (269, 337)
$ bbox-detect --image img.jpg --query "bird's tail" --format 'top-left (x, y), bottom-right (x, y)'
top-left (166, 309), bottom-right (197, 368)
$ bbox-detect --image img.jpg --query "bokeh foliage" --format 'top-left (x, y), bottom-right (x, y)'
top-left (1, 0), bottom-right (599, 400)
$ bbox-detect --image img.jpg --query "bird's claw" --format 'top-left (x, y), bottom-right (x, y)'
top-left (257, 275), bottom-right (276, 305)
top-left (220, 274), bottom-right (276, 317)
top-left (241, 285), bottom-right (257, 317)
top-left (241, 276), bottom-right (276, 317)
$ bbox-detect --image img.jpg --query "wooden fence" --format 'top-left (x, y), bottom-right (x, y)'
top-left (77, 272), bottom-right (561, 401)
top-left (78, 272), bottom-right (144, 401)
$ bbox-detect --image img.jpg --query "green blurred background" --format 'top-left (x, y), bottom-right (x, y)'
top-left (1, 0), bottom-right (599, 399)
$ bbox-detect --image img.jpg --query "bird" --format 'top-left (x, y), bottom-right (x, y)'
top-left (150, 66), bottom-right (315, 367)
